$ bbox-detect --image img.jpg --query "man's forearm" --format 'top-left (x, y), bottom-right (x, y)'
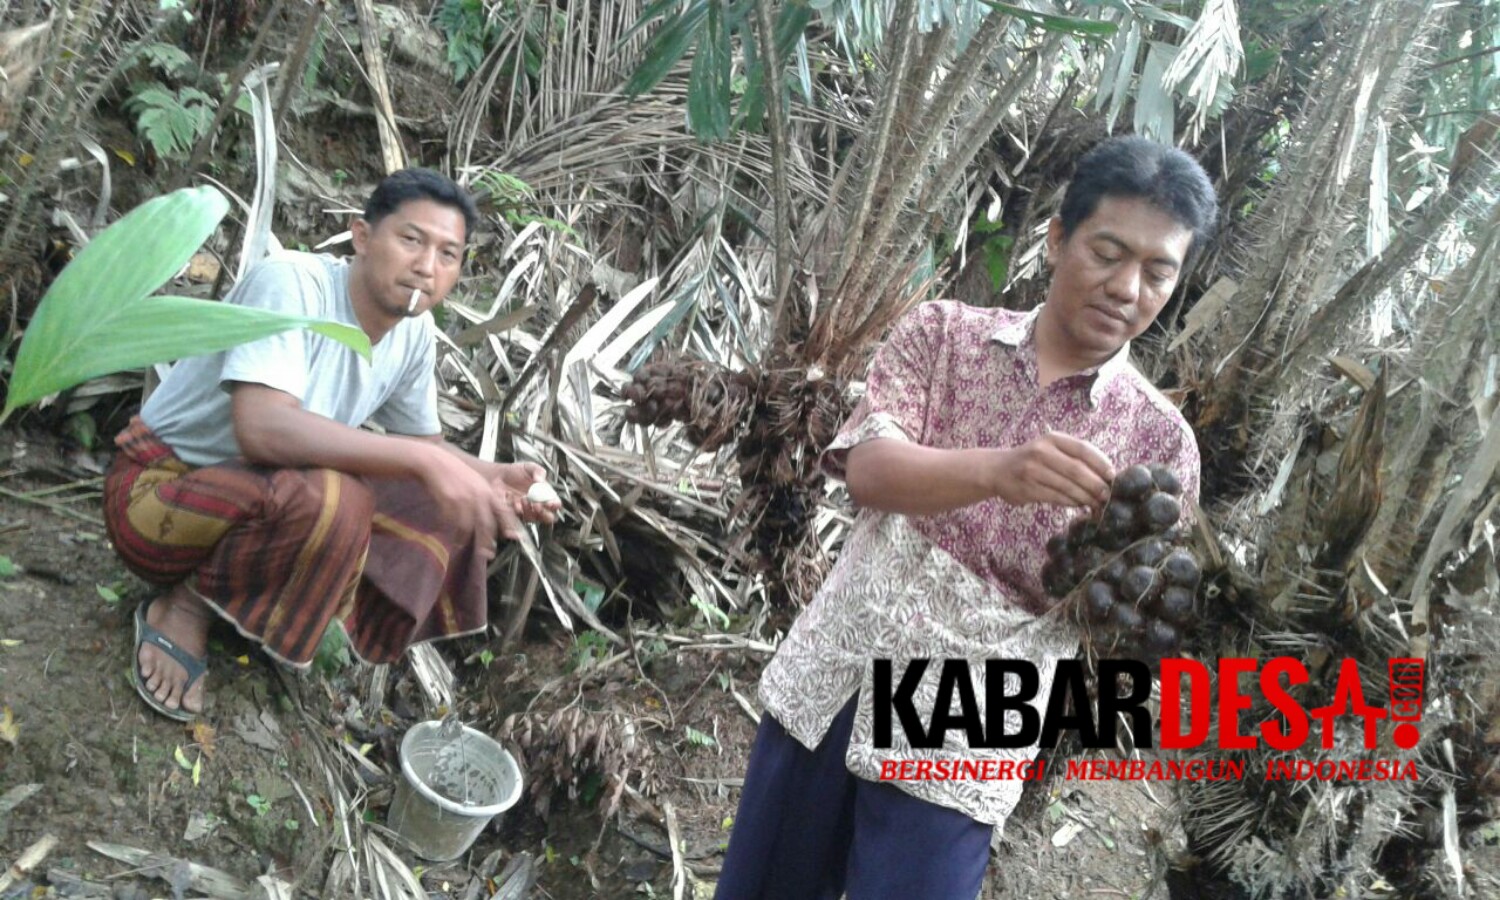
top-left (232, 391), bottom-right (442, 480)
top-left (439, 440), bottom-right (504, 480)
top-left (844, 439), bottom-right (1005, 516)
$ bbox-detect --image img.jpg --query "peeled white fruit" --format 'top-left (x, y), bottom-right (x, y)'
top-left (526, 481), bottom-right (560, 505)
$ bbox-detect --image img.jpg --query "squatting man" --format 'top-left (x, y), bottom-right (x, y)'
top-left (103, 168), bottom-right (560, 721)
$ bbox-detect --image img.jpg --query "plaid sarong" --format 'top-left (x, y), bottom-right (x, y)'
top-left (104, 417), bottom-right (488, 666)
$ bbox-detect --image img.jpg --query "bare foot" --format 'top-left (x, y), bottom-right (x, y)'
top-left (139, 583), bottom-right (212, 715)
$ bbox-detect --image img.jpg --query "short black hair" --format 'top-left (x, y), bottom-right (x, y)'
top-left (363, 168), bottom-right (479, 242)
top-left (1059, 136), bottom-right (1217, 256)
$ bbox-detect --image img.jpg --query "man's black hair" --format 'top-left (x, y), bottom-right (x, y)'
top-left (1059, 136), bottom-right (1218, 256)
top-left (363, 168), bottom-right (479, 241)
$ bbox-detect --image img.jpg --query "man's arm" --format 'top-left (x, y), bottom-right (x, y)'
top-left (845, 433), bottom-right (1116, 517)
top-left (230, 383), bottom-right (519, 550)
top-left (417, 436), bottom-right (560, 525)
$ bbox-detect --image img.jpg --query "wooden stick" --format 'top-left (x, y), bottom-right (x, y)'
top-left (0, 783), bottom-right (41, 816)
top-left (500, 565), bottom-right (540, 651)
top-left (0, 833), bottom-right (58, 893)
top-left (87, 841), bottom-right (251, 899)
top-left (178, 0), bottom-right (288, 188)
top-left (731, 688), bottom-right (761, 726)
top-left (664, 801), bottom-right (686, 900)
top-left (0, 485), bottom-right (104, 526)
top-left (491, 852), bottom-right (536, 900)
top-left (16, 476), bottom-right (104, 499)
top-left (352, 0), bottom-right (405, 174)
top-left (274, 0), bottom-right (326, 127)
top-left (45, 869), bottom-right (112, 899)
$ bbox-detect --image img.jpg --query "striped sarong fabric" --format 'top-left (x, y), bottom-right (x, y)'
top-left (104, 417), bottom-right (488, 666)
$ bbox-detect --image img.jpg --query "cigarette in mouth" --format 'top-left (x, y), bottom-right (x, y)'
top-left (407, 288), bottom-right (421, 313)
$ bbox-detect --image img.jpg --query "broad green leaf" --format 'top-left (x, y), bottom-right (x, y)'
top-left (688, 0), bottom-right (733, 141)
top-left (12, 295), bottom-right (368, 410)
top-left (738, 3), bottom-right (814, 131)
top-left (1094, 20), bottom-right (1142, 130)
top-left (5, 187), bottom-right (370, 414)
top-left (1133, 5), bottom-right (1194, 30)
top-left (624, 0), bottom-right (711, 97)
top-left (980, 1), bottom-right (1118, 38)
top-left (1135, 41), bottom-right (1179, 143)
top-left (616, 0), bottom-right (683, 45)
top-left (793, 34), bottom-right (813, 104)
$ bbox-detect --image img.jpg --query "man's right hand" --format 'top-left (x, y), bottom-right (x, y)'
top-left (989, 431), bottom-right (1114, 511)
top-left (414, 446), bottom-right (521, 561)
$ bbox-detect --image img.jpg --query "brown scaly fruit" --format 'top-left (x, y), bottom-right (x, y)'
top-left (1040, 461), bottom-right (1203, 661)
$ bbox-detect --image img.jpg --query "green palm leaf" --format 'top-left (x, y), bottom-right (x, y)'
top-left (4, 186), bottom-right (370, 416)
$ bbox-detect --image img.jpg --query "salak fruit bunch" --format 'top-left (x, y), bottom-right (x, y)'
top-left (1041, 463), bottom-right (1202, 660)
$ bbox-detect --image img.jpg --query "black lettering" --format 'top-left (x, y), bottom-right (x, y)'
top-left (1039, 659), bottom-right (1100, 748)
top-left (982, 659), bottom-right (1040, 748)
top-left (927, 660), bottom-right (984, 747)
top-left (1096, 659), bottom-right (1153, 749)
top-left (873, 658), bottom-right (932, 748)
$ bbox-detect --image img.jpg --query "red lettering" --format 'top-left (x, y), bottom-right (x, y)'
top-left (880, 761), bottom-right (899, 780)
top-left (1161, 659), bottom-right (1211, 748)
top-left (1218, 658), bottom-right (1258, 750)
top-left (898, 761), bottom-right (915, 780)
top-left (1259, 657), bottom-right (1310, 751)
top-left (915, 760), bottom-right (933, 779)
top-left (1311, 659), bottom-right (1386, 749)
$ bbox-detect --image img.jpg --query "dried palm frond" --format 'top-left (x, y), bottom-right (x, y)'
top-left (1183, 0), bottom-right (1447, 494)
top-left (501, 702), bottom-right (659, 819)
top-left (1159, 0), bottom-right (1243, 142)
top-left (1315, 368), bottom-right (1385, 573)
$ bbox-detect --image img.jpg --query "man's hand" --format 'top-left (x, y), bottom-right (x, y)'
top-left (990, 431), bottom-right (1114, 510)
top-left (414, 446), bottom-right (520, 560)
top-left (847, 435), bottom-right (1110, 517)
top-left (489, 462), bottom-right (561, 525)
top-left (228, 385), bottom-right (543, 559)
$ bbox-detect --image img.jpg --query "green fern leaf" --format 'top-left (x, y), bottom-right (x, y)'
top-left (136, 42), bottom-right (193, 76)
top-left (128, 84), bottom-right (219, 160)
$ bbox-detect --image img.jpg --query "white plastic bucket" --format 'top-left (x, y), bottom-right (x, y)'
top-left (386, 721), bottom-right (523, 861)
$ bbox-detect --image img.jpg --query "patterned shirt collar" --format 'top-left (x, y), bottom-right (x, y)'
top-left (990, 306), bottom-right (1131, 407)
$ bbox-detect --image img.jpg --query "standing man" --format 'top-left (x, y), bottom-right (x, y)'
top-left (716, 136), bottom-right (1216, 898)
top-left (104, 168), bottom-right (559, 721)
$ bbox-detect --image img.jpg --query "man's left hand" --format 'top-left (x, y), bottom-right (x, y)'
top-left (490, 463), bottom-right (561, 525)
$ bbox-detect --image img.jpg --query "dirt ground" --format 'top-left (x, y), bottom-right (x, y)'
top-left (0, 429), bottom-right (1178, 899)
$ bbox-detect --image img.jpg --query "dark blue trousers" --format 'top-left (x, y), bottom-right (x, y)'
top-left (715, 696), bottom-right (993, 900)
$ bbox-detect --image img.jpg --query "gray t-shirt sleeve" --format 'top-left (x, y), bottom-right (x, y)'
top-left (369, 316), bottom-right (441, 436)
top-left (218, 259), bottom-right (319, 401)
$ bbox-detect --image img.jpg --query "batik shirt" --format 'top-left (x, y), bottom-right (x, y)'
top-left (758, 300), bottom-right (1201, 831)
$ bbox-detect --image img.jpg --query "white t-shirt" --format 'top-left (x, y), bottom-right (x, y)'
top-left (141, 251), bottom-right (440, 466)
